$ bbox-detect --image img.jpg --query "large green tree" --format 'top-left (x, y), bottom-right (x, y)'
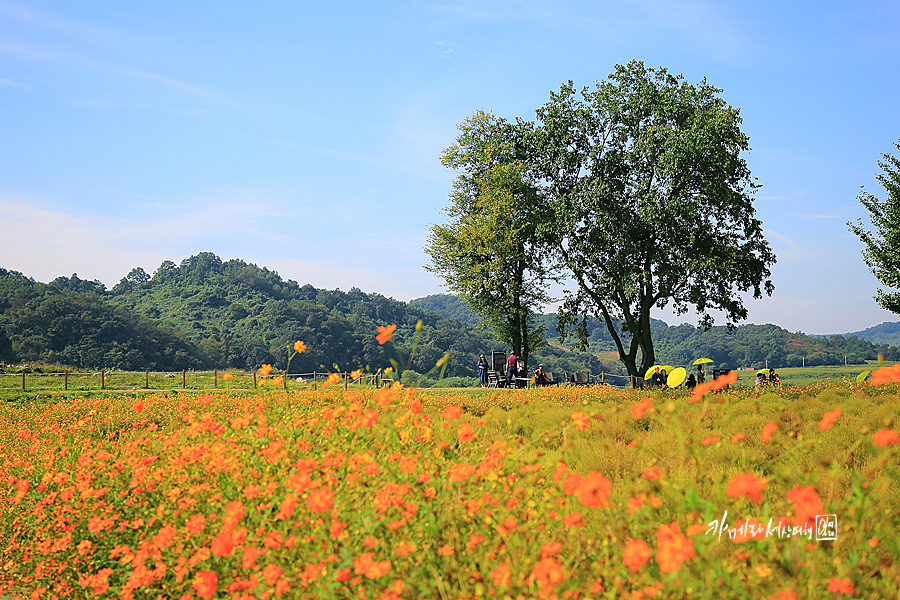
top-left (534, 61), bottom-right (776, 379)
top-left (425, 111), bottom-right (554, 368)
top-left (848, 141), bottom-right (900, 314)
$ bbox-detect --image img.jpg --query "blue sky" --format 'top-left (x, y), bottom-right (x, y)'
top-left (1, 0), bottom-right (899, 334)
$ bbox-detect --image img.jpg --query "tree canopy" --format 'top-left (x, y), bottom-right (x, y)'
top-left (848, 140), bottom-right (900, 314)
top-left (428, 62), bottom-right (776, 378)
top-left (533, 61), bottom-right (776, 377)
top-left (425, 111), bottom-right (555, 367)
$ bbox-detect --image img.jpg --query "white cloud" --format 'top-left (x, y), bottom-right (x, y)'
top-left (0, 77), bottom-right (25, 87)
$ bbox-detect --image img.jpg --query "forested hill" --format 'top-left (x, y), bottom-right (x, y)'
top-left (0, 254), bottom-right (604, 380)
top-left (413, 294), bottom-right (900, 369)
top-left (3, 257), bottom-right (898, 377)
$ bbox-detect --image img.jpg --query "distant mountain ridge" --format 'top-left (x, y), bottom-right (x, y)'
top-left (838, 322), bottom-right (900, 347)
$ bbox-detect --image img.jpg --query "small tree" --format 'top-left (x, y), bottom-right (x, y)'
top-left (534, 61), bottom-right (776, 379)
top-left (425, 111), bottom-right (554, 368)
top-left (848, 141), bottom-right (900, 314)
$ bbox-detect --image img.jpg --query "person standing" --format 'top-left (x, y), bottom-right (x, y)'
top-left (696, 365), bottom-right (705, 384)
top-left (477, 354), bottom-right (489, 388)
top-left (506, 352), bottom-right (518, 388)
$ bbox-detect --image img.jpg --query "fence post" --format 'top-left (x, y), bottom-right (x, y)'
top-left (22, 371), bottom-right (25, 391)
top-left (601, 372), bottom-right (604, 385)
top-left (344, 372), bottom-right (348, 390)
top-left (630, 374), bottom-right (634, 389)
top-left (182, 370), bottom-right (186, 389)
top-left (65, 370), bottom-right (68, 391)
top-left (313, 371), bottom-right (317, 391)
top-left (101, 370), bottom-right (105, 390)
top-left (146, 370), bottom-right (149, 389)
top-left (253, 372), bottom-right (257, 389)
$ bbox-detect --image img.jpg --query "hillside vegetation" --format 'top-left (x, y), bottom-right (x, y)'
top-left (2, 256), bottom-right (899, 382)
top-left (0, 255), bottom-right (602, 382)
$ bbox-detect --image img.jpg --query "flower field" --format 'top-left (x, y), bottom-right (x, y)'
top-left (1, 380), bottom-right (898, 599)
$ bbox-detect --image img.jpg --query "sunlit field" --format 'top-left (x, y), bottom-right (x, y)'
top-left (1, 377), bottom-right (898, 599)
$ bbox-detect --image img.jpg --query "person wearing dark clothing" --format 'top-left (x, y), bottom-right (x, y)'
top-left (506, 353), bottom-right (518, 388)
top-left (534, 364), bottom-right (550, 387)
top-left (696, 365), bottom-right (705, 384)
top-left (686, 373), bottom-right (697, 390)
top-left (477, 354), bottom-right (489, 388)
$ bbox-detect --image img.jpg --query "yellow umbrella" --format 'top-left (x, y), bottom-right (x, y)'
top-left (644, 365), bottom-right (662, 380)
top-left (756, 368), bottom-right (770, 376)
top-left (667, 367), bottom-right (687, 388)
top-left (856, 370), bottom-right (870, 382)
top-left (692, 358), bottom-right (714, 365)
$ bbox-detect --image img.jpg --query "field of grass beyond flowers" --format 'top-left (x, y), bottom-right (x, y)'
top-left (1, 380), bottom-right (898, 600)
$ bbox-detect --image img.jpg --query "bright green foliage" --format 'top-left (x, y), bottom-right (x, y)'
top-left (425, 111), bottom-right (555, 368)
top-left (849, 140), bottom-right (900, 314)
top-left (534, 61), bottom-right (776, 378)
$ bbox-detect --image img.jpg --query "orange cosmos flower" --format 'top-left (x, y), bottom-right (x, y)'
top-left (818, 408), bottom-right (841, 431)
top-left (307, 487), bottom-right (334, 513)
top-left (531, 557), bottom-right (564, 588)
top-left (376, 324), bottom-right (397, 344)
top-left (731, 432), bottom-right (745, 443)
top-left (631, 397), bottom-right (654, 420)
top-left (827, 577), bottom-right (854, 594)
top-left (192, 571), bottom-right (218, 599)
top-left (222, 372), bottom-right (233, 380)
top-left (442, 405), bottom-right (462, 419)
top-left (564, 512), bottom-right (586, 528)
top-left (726, 472), bottom-right (767, 504)
top-left (272, 376), bottom-right (283, 386)
top-left (491, 562), bottom-right (511, 586)
top-left (457, 423), bottom-right (476, 443)
top-left (701, 436), bottom-right (720, 446)
top-left (437, 544), bottom-right (454, 556)
top-left (211, 530), bottom-right (236, 557)
top-left (293, 340), bottom-right (307, 353)
top-left (761, 421), bottom-right (778, 443)
top-left (655, 522), bottom-right (695, 574)
top-left (448, 463), bottom-right (476, 482)
top-left (571, 410), bottom-right (590, 431)
top-left (873, 428), bottom-right (899, 446)
top-left (258, 364), bottom-right (273, 378)
top-left (132, 400), bottom-right (145, 412)
top-left (575, 471), bottom-right (612, 508)
top-left (351, 369), bottom-right (363, 380)
top-left (541, 542), bottom-right (562, 557)
top-left (871, 363), bottom-right (900, 384)
top-left (264, 531), bottom-right (284, 550)
top-left (622, 539), bottom-right (652, 574)
top-left (222, 500), bottom-right (246, 530)
top-left (323, 373), bottom-right (341, 387)
top-left (787, 485), bottom-right (822, 527)
top-left (642, 467), bottom-right (662, 481)
top-left (766, 590), bottom-right (798, 600)
top-left (497, 516), bottom-right (517, 536)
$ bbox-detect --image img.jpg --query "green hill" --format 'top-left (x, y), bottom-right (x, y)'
top-left (842, 321), bottom-right (900, 347)
top-left (4, 255), bottom-right (898, 379)
top-left (0, 254), bottom-right (603, 382)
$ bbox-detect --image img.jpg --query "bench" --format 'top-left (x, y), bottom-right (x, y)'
top-left (566, 372), bottom-right (592, 386)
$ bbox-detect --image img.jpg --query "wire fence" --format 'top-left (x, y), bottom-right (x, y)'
top-left (0, 369), bottom-right (387, 393)
top-left (0, 368), bottom-right (655, 393)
